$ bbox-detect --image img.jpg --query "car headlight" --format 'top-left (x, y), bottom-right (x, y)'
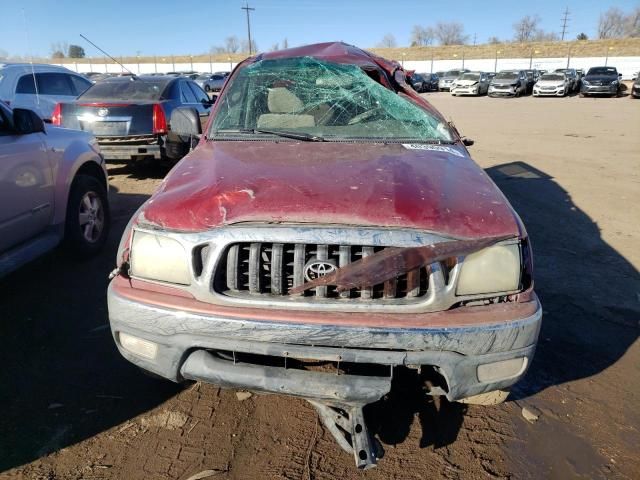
top-left (456, 243), bottom-right (521, 295)
top-left (582, 80), bottom-right (590, 86)
top-left (610, 80), bottom-right (618, 85)
top-left (130, 230), bottom-right (191, 285)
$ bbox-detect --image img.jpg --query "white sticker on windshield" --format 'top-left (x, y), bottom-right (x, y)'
top-left (402, 144), bottom-right (466, 157)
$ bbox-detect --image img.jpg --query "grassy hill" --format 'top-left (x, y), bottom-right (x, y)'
top-left (47, 38), bottom-right (640, 66)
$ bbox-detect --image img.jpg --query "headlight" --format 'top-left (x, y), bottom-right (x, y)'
top-left (456, 243), bottom-right (521, 295)
top-left (130, 230), bottom-right (191, 285)
top-left (582, 80), bottom-right (590, 86)
top-left (610, 80), bottom-right (618, 85)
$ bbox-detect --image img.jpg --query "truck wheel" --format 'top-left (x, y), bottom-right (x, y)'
top-left (64, 174), bottom-right (110, 258)
top-left (457, 390), bottom-right (510, 405)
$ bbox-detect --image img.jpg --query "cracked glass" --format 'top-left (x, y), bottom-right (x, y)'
top-left (210, 56), bottom-right (453, 142)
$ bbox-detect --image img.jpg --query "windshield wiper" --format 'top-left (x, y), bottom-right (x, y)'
top-left (214, 128), bottom-right (325, 142)
top-left (252, 128), bottom-right (325, 142)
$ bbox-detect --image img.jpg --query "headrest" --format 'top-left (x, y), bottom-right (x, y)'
top-left (268, 87), bottom-right (303, 113)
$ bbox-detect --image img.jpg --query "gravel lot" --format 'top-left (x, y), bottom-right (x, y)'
top-left (1, 92), bottom-right (639, 480)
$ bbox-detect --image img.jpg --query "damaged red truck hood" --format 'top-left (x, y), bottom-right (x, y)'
top-left (142, 141), bottom-right (520, 239)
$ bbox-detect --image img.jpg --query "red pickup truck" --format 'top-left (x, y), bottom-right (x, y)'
top-left (107, 42), bottom-right (541, 469)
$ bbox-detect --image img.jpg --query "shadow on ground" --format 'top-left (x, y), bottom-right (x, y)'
top-left (486, 161), bottom-right (639, 399)
top-left (0, 167), bottom-right (181, 472)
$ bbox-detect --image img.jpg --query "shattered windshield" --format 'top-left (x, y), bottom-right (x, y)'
top-left (209, 57), bottom-right (453, 143)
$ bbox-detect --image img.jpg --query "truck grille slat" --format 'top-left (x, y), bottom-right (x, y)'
top-left (215, 242), bottom-right (431, 304)
top-left (248, 243), bottom-right (261, 294)
top-left (270, 243), bottom-right (284, 295)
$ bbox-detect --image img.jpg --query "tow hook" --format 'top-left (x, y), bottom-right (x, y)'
top-left (308, 399), bottom-right (383, 469)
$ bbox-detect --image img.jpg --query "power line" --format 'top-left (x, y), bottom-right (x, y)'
top-left (241, 2), bottom-right (255, 56)
top-left (560, 7), bottom-right (570, 41)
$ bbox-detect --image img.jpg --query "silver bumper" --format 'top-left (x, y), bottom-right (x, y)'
top-left (99, 143), bottom-right (162, 160)
top-left (108, 282), bottom-right (542, 403)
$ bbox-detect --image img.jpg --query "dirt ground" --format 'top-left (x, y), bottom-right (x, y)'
top-left (1, 92), bottom-right (639, 480)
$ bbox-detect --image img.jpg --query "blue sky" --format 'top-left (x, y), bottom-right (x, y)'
top-left (1, 0), bottom-right (637, 57)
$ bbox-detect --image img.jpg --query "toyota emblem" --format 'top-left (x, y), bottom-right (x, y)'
top-left (304, 259), bottom-right (338, 281)
top-left (97, 108), bottom-right (109, 117)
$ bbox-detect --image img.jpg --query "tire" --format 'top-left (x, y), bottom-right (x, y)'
top-left (64, 174), bottom-right (110, 259)
top-left (205, 85), bottom-right (211, 92)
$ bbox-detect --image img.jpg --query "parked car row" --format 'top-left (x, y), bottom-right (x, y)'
top-left (409, 65), bottom-right (629, 99)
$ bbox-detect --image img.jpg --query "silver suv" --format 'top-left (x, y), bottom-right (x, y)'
top-left (0, 101), bottom-right (110, 277)
top-left (0, 64), bottom-right (92, 120)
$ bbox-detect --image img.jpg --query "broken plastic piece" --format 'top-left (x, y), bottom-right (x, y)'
top-left (289, 236), bottom-right (512, 295)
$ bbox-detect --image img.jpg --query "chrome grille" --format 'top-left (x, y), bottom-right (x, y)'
top-left (215, 242), bottom-right (430, 302)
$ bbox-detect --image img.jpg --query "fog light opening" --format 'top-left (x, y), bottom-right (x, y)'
top-left (477, 357), bottom-right (527, 383)
top-left (119, 332), bottom-right (158, 360)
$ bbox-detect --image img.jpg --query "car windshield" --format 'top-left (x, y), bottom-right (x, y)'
top-left (444, 70), bottom-right (461, 77)
top-left (494, 72), bottom-right (518, 80)
top-left (197, 74), bottom-right (211, 80)
top-left (209, 56), bottom-right (454, 143)
top-left (459, 73), bottom-right (480, 80)
top-left (79, 79), bottom-right (169, 101)
top-left (587, 67), bottom-right (617, 75)
top-left (541, 74), bottom-right (564, 81)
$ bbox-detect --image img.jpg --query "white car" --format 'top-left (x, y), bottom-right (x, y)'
top-left (0, 63), bottom-right (92, 121)
top-left (0, 101), bottom-right (110, 277)
top-left (451, 72), bottom-right (491, 96)
top-left (533, 73), bottom-right (570, 97)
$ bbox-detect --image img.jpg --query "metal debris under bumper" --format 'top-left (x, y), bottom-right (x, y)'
top-left (179, 349), bottom-right (391, 468)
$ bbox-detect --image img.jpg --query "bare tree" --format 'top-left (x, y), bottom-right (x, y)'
top-left (270, 43), bottom-right (280, 51)
top-left (513, 15), bottom-right (541, 42)
top-left (241, 38), bottom-right (258, 53)
top-left (598, 7), bottom-right (626, 38)
top-left (377, 33), bottom-right (397, 48)
top-left (50, 41), bottom-right (69, 58)
top-left (533, 30), bottom-right (559, 41)
top-left (624, 6), bottom-right (640, 37)
top-left (283, 38), bottom-right (289, 49)
top-left (576, 32), bottom-right (588, 40)
top-left (225, 36), bottom-right (240, 53)
top-left (487, 36), bottom-right (501, 44)
top-left (410, 25), bottom-right (435, 46)
top-left (434, 22), bottom-right (468, 45)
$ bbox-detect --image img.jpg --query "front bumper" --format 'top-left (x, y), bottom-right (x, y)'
top-left (451, 86), bottom-right (480, 96)
top-left (108, 277), bottom-right (542, 403)
top-left (438, 81), bottom-right (454, 91)
top-left (533, 86), bottom-right (565, 96)
top-left (581, 84), bottom-right (618, 95)
top-left (488, 86), bottom-right (516, 96)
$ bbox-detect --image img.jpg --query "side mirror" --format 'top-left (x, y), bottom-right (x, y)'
top-left (169, 107), bottom-right (201, 137)
top-left (462, 137), bottom-right (474, 147)
top-left (202, 96), bottom-right (216, 107)
top-left (618, 73), bottom-right (623, 78)
top-left (13, 108), bottom-right (45, 135)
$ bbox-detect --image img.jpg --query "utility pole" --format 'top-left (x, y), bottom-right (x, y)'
top-left (241, 2), bottom-right (255, 56)
top-left (473, 33), bottom-right (477, 46)
top-left (560, 7), bottom-right (570, 41)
